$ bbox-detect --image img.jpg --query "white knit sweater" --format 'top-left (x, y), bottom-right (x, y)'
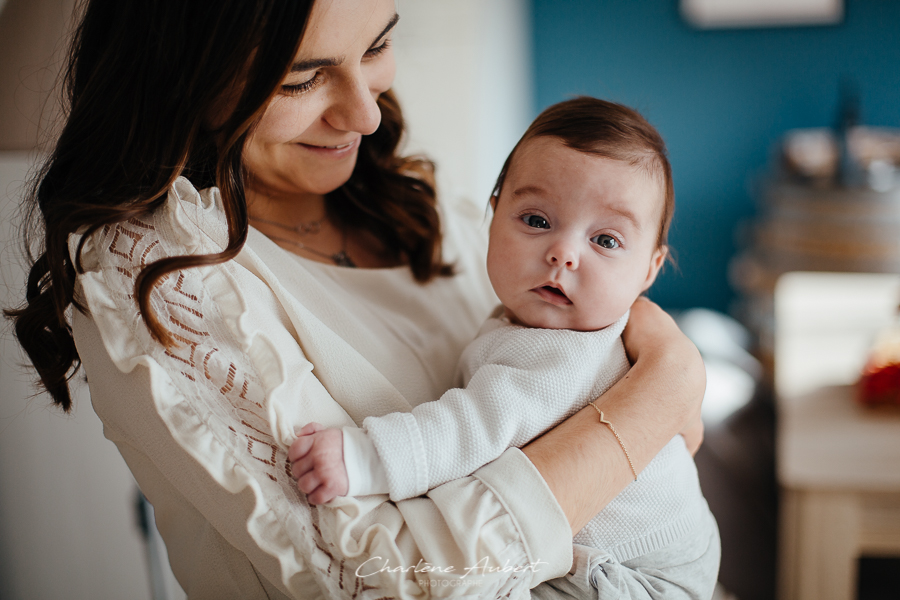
top-left (346, 311), bottom-right (709, 563)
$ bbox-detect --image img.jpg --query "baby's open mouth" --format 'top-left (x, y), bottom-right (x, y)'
top-left (533, 284), bottom-right (572, 305)
top-left (543, 285), bottom-right (567, 298)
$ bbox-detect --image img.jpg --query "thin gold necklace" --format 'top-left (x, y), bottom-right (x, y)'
top-left (258, 228), bottom-right (357, 268)
top-left (251, 214), bottom-right (325, 235)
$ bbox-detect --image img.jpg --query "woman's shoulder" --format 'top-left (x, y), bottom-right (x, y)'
top-left (71, 177), bottom-right (227, 274)
top-left (68, 177), bottom-right (251, 381)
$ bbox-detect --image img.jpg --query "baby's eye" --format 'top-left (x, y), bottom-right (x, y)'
top-left (522, 215), bottom-right (550, 229)
top-left (591, 234), bottom-right (620, 249)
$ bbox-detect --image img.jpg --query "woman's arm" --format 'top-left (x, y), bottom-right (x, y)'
top-left (523, 297), bottom-right (706, 533)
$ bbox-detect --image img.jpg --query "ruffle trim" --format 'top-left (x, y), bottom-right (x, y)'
top-left (70, 178), bottom-right (356, 597)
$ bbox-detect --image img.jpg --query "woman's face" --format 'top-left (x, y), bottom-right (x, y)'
top-left (243, 0), bottom-right (398, 202)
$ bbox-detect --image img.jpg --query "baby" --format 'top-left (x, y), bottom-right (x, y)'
top-left (291, 97), bottom-right (719, 597)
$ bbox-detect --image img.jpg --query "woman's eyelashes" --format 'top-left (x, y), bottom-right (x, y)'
top-left (281, 74), bottom-right (321, 95)
top-left (281, 39), bottom-right (391, 95)
top-left (365, 38), bottom-right (391, 58)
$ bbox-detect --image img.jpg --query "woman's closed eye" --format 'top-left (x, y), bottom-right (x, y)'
top-left (365, 37), bottom-right (391, 58)
top-left (281, 73), bottom-right (321, 95)
top-left (522, 214), bottom-right (550, 229)
top-left (280, 39), bottom-right (390, 96)
top-left (591, 233), bottom-right (620, 249)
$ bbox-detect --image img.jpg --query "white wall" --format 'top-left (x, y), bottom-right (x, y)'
top-left (0, 1), bottom-right (532, 598)
top-left (393, 0), bottom-right (533, 207)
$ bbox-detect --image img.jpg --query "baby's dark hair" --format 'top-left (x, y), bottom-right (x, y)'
top-left (492, 97), bottom-right (674, 250)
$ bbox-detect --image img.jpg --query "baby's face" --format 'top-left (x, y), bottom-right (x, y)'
top-left (487, 137), bottom-right (667, 331)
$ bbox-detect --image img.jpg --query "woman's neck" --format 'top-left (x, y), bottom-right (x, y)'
top-left (245, 183), bottom-right (403, 269)
top-left (245, 183), bottom-right (326, 226)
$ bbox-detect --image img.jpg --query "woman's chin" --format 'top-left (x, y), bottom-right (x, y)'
top-left (312, 174), bottom-right (355, 195)
top-left (298, 158), bottom-right (359, 195)
top-left (281, 168), bottom-right (356, 198)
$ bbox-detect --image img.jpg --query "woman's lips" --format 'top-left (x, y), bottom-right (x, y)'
top-left (531, 284), bottom-right (572, 306)
top-left (297, 137), bottom-right (360, 156)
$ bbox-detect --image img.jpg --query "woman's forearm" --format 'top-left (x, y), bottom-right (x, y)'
top-left (522, 299), bottom-right (705, 533)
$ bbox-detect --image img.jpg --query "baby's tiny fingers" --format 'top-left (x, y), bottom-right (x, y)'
top-left (308, 488), bottom-right (337, 505)
top-left (290, 454), bottom-right (316, 480)
top-left (288, 435), bottom-right (315, 463)
top-left (295, 422), bottom-right (323, 437)
top-left (296, 470), bottom-right (322, 496)
top-left (309, 477), bottom-right (343, 504)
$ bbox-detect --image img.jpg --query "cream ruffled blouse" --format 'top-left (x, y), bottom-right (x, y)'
top-left (70, 178), bottom-right (572, 599)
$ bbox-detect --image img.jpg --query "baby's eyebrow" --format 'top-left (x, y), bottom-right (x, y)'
top-left (607, 205), bottom-right (642, 231)
top-left (511, 185), bottom-right (549, 198)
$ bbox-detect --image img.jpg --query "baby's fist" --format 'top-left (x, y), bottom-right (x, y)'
top-left (289, 423), bottom-right (349, 504)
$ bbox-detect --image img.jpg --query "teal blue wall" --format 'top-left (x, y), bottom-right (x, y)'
top-left (532, 1), bottom-right (900, 312)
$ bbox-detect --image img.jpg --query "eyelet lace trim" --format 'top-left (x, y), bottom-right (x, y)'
top-left (72, 179), bottom-right (374, 597)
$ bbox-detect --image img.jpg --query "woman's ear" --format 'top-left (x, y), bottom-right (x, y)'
top-left (641, 246), bottom-right (667, 292)
top-left (489, 193), bottom-right (498, 211)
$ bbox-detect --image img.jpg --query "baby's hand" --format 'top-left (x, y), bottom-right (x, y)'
top-left (289, 422), bottom-right (349, 504)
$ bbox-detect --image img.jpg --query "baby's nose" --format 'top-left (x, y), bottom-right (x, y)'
top-left (546, 242), bottom-right (579, 269)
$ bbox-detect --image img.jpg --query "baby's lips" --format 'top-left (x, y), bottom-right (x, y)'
top-left (530, 283), bottom-right (573, 305)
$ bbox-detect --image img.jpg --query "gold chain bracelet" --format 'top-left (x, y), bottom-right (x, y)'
top-left (588, 401), bottom-right (638, 482)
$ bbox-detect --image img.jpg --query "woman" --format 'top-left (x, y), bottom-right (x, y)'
top-left (8, 0), bottom-right (706, 597)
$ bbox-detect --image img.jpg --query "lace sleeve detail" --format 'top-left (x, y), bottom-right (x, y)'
top-left (71, 177), bottom-right (571, 598)
top-left (72, 179), bottom-right (354, 595)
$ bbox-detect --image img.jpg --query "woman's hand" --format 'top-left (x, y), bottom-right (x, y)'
top-left (289, 423), bottom-right (350, 504)
top-left (627, 297), bottom-right (706, 456)
top-left (680, 409), bottom-right (704, 457)
top-left (622, 297), bottom-right (702, 372)
top-left (523, 297), bottom-right (705, 532)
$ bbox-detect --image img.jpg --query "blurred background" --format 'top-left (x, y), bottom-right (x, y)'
top-left (2, 1), bottom-right (899, 599)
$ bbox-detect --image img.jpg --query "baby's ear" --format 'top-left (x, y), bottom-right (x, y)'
top-left (642, 246), bottom-right (667, 291)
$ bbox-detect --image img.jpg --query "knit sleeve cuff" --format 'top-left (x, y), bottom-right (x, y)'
top-left (342, 426), bottom-right (390, 497)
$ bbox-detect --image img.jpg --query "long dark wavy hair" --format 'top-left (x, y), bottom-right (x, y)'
top-left (6, 0), bottom-right (452, 412)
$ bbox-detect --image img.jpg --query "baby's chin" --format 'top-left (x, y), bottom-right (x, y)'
top-left (504, 307), bottom-right (615, 332)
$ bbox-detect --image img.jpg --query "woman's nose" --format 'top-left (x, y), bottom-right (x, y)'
top-left (326, 70), bottom-right (385, 136)
top-left (546, 240), bottom-right (579, 270)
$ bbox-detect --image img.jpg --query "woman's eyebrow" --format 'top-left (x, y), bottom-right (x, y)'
top-left (290, 13), bottom-right (399, 73)
top-left (375, 13), bottom-right (400, 45)
top-left (291, 57), bottom-right (341, 72)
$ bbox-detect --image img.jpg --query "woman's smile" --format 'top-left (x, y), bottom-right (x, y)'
top-left (296, 136), bottom-right (361, 156)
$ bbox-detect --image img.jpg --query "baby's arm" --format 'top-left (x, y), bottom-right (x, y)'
top-left (290, 323), bottom-right (628, 503)
top-left (362, 324), bottom-right (627, 501)
top-left (288, 356), bottom-right (557, 504)
top-left (289, 422), bottom-right (348, 504)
